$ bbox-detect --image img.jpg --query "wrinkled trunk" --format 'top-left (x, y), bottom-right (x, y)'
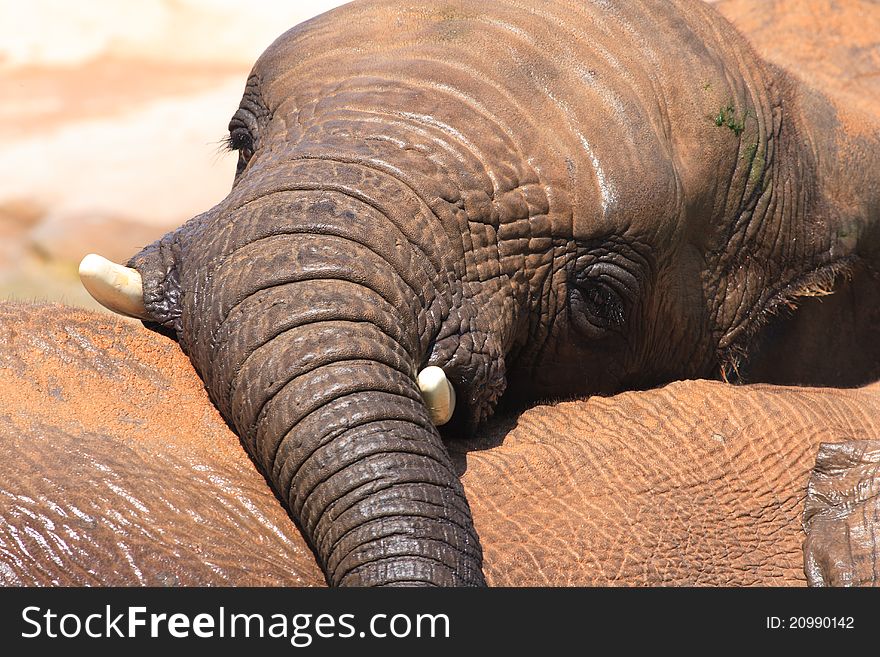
top-left (239, 319), bottom-right (483, 586)
top-left (130, 183), bottom-right (484, 586)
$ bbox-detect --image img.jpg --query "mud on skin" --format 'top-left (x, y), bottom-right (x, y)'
top-left (4, 303), bottom-right (880, 586)
top-left (81, 0), bottom-right (880, 586)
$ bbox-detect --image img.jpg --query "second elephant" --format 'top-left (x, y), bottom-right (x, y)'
top-left (4, 303), bottom-right (879, 586)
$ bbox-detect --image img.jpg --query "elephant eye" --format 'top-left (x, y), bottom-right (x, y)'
top-left (227, 129), bottom-right (255, 174)
top-left (569, 280), bottom-right (626, 337)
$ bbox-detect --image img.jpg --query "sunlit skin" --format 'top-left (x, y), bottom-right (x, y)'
top-left (82, 0), bottom-right (880, 586)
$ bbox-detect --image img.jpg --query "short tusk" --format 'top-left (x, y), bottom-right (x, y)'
top-left (78, 253), bottom-right (148, 320)
top-left (417, 366), bottom-right (456, 426)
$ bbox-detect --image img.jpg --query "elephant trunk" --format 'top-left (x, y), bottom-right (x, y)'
top-left (227, 272), bottom-right (482, 585)
top-left (124, 187), bottom-right (485, 586)
top-left (233, 314), bottom-right (482, 586)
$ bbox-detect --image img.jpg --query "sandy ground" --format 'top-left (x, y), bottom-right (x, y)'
top-left (0, 0), bottom-right (347, 314)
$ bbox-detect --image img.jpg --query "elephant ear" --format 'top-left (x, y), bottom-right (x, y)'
top-left (803, 440), bottom-right (880, 586)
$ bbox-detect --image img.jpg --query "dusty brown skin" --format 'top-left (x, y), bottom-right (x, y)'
top-left (3, 304), bottom-right (879, 586)
top-left (110, 0), bottom-right (880, 586)
top-left (0, 303), bottom-right (321, 586)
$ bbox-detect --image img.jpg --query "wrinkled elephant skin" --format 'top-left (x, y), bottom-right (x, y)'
top-left (66, 0), bottom-right (880, 587)
top-left (803, 441), bottom-right (880, 587)
top-left (2, 304), bottom-right (879, 586)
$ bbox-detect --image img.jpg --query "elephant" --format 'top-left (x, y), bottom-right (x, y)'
top-left (73, 0), bottom-right (880, 586)
top-left (2, 302), bottom-right (878, 586)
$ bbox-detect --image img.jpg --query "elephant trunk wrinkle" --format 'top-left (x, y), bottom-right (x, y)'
top-left (232, 322), bottom-right (416, 448)
top-left (218, 292), bottom-right (412, 416)
top-left (248, 332), bottom-right (483, 586)
top-left (202, 234), bottom-right (482, 585)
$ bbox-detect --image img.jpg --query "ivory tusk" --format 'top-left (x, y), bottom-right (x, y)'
top-left (78, 253), bottom-right (148, 320)
top-left (417, 366), bottom-right (456, 426)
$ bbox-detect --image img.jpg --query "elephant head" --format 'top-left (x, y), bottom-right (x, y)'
top-left (79, 0), bottom-right (880, 586)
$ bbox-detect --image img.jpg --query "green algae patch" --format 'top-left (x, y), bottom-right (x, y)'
top-left (749, 148), bottom-right (765, 187)
top-left (713, 103), bottom-right (750, 136)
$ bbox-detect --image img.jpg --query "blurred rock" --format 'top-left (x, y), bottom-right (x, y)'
top-left (0, 200), bottom-right (47, 298)
top-left (0, 198), bottom-right (44, 230)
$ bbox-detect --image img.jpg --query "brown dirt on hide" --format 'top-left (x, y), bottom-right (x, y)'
top-left (716, 0), bottom-right (880, 119)
top-left (0, 302), bottom-right (241, 461)
top-left (457, 378), bottom-right (880, 586)
top-left (2, 303), bottom-right (879, 586)
top-left (0, 302), bottom-right (324, 586)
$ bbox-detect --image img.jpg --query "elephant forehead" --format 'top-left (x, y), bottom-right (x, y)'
top-left (247, 0), bottom-right (746, 246)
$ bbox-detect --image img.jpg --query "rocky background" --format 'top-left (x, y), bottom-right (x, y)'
top-left (0, 0), bottom-right (346, 315)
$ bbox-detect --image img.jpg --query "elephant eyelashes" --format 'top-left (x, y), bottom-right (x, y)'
top-left (226, 130), bottom-right (255, 174)
top-left (569, 280), bottom-right (627, 337)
